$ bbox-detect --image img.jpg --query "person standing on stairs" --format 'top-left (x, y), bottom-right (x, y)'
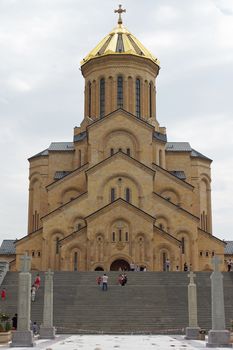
top-left (102, 273), bottom-right (108, 291)
top-left (1, 288), bottom-right (6, 300)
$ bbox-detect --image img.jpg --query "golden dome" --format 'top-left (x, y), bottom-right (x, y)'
top-left (81, 23), bottom-right (160, 67)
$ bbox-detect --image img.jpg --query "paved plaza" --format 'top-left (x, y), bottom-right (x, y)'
top-left (0, 334), bottom-right (232, 350)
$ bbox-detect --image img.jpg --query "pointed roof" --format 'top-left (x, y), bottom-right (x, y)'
top-left (81, 23), bottom-right (159, 67)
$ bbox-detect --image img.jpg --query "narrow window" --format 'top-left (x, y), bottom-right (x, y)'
top-left (32, 251), bottom-right (35, 257)
top-left (117, 76), bottom-right (123, 108)
top-left (181, 237), bottom-right (185, 254)
top-left (125, 232), bottom-right (128, 241)
top-left (74, 252), bottom-right (78, 271)
top-left (77, 223), bottom-right (82, 230)
top-left (126, 148), bottom-right (130, 156)
top-left (119, 148), bottom-right (122, 152)
top-left (79, 150), bottom-right (82, 167)
top-left (88, 81), bottom-right (91, 116)
top-left (110, 188), bottom-right (115, 202)
top-left (149, 82), bottom-right (153, 118)
top-left (200, 251), bottom-right (203, 257)
top-left (159, 223), bottom-right (163, 230)
top-left (110, 148), bottom-right (114, 156)
top-left (119, 229), bottom-right (122, 242)
top-left (212, 251), bottom-right (215, 257)
top-left (56, 237), bottom-right (59, 254)
top-left (125, 188), bottom-right (131, 203)
top-left (112, 232), bottom-right (115, 242)
top-left (136, 78), bottom-right (141, 118)
top-left (99, 78), bottom-right (105, 118)
top-left (37, 251), bottom-right (41, 257)
top-left (206, 251), bottom-right (209, 257)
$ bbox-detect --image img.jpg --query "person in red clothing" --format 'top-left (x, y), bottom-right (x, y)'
top-left (1, 288), bottom-right (6, 300)
top-left (34, 273), bottom-right (41, 290)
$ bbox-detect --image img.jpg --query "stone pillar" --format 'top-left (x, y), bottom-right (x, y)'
top-left (185, 271), bottom-right (200, 339)
top-left (40, 270), bottom-right (56, 339)
top-left (11, 254), bottom-right (35, 347)
top-left (206, 256), bottom-right (232, 348)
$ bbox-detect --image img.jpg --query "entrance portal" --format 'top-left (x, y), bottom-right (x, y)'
top-left (110, 259), bottom-right (130, 271)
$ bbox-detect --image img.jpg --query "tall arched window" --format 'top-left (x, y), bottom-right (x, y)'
top-left (88, 81), bottom-right (91, 116)
top-left (181, 237), bottom-right (185, 254)
top-left (149, 82), bottom-right (153, 118)
top-left (110, 188), bottom-right (115, 202)
top-left (56, 237), bottom-right (59, 254)
top-left (136, 78), bottom-right (141, 118)
top-left (125, 188), bottom-right (131, 203)
top-left (112, 232), bottom-right (116, 242)
top-left (74, 252), bottom-right (78, 271)
top-left (117, 75), bottom-right (123, 108)
top-left (99, 78), bottom-right (105, 118)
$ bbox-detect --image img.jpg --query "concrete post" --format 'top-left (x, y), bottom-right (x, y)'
top-left (11, 253), bottom-right (35, 347)
top-left (185, 271), bottom-right (200, 339)
top-left (40, 270), bottom-right (56, 339)
top-left (206, 256), bottom-right (232, 348)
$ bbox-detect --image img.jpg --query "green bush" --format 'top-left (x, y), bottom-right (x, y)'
top-left (5, 322), bottom-right (11, 332)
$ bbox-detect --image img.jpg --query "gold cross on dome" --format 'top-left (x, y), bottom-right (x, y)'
top-left (114, 4), bottom-right (126, 25)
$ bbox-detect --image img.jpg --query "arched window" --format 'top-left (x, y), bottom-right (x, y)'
top-left (119, 229), bottom-right (122, 241)
top-left (125, 188), bottom-right (131, 203)
top-left (99, 78), bottom-right (105, 118)
top-left (149, 82), bottom-right (153, 118)
top-left (56, 237), bottom-right (59, 254)
top-left (125, 231), bottom-right (128, 241)
top-left (74, 252), bottom-right (78, 271)
top-left (110, 188), bottom-right (115, 202)
top-left (126, 148), bottom-right (130, 156)
top-left (136, 78), bottom-right (141, 118)
top-left (32, 251), bottom-right (35, 257)
top-left (112, 232), bottom-right (115, 242)
top-left (88, 81), bottom-right (91, 116)
top-left (181, 237), bottom-right (185, 254)
top-left (117, 75), bottom-right (123, 108)
top-left (110, 148), bottom-right (114, 156)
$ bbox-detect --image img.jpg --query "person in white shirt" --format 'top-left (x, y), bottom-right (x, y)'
top-left (102, 273), bottom-right (108, 291)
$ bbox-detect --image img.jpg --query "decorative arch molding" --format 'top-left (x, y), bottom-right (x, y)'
top-left (29, 177), bottom-right (40, 190)
top-left (60, 187), bottom-right (81, 204)
top-left (100, 128), bottom-right (140, 159)
top-left (200, 172), bottom-right (211, 183)
top-left (70, 216), bottom-right (86, 231)
top-left (156, 215), bottom-right (170, 231)
top-left (159, 187), bottom-right (181, 205)
top-left (98, 172), bottom-right (143, 203)
top-left (108, 253), bottom-right (131, 267)
top-left (29, 171), bottom-right (41, 181)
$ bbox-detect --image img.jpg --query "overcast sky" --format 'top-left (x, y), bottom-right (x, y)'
top-left (0, 0), bottom-right (232, 243)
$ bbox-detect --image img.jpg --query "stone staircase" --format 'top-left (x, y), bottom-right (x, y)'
top-left (0, 271), bottom-right (233, 334)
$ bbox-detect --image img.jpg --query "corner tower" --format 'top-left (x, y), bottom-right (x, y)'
top-left (80, 5), bottom-right (160, 129)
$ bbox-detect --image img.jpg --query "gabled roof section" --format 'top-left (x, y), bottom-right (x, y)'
top-left (0, 240), bottom-right (16, 255)
top-left (86, 150), bottom-right (155, 176)
top-left (153, 132), bottom-right (167, 143)
top-left (153, 225), bottom-right (181, 246)
top-left (85, 198), bottom-right (156, 222)
top-left (73, 131), bottom-right (87, 142)
top-left (166, 142), bottom-right (192, 152)
top-left (170, 170), bottom-right (186, 181)
top-left (87, 108), bottom-right (154, 131)
top-left (191, 149), bottom-right (212, 162)
top-left (48, 142), bottom-right (74, 151)
top-left (153, 191), bottom-right (199, 221)
top-left (28, 149), bottom-right (49, 160)
top-left (198, 228), bottom-right (226, 246)
top-left (41, 192), bottom-right (88, 220)
top-left (46, 163), bottom-right (88, 189)
top-left (152, 163), bottom-right (193, 190)
top-left (225, 241), bottom-right (233, 254)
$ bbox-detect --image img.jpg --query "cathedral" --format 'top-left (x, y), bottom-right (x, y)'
top-left (13, 6), bottom-right (225, 272)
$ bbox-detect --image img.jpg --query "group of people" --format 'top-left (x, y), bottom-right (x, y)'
top-left (129, 263), bottom-right (146, 271)
top-left (31, 273), bottom-right (41, 301)
top-left (117, 273), bottom-right (127, 286)
top-left (165, 259), bottom-right (192, 272)
top-left (227, 259), bottom-right (233, 272)
top-left (96, 272), bottom-right (129, 291)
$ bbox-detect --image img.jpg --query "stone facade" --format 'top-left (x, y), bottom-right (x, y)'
top-left (13, 17), bottom-right (225, 272)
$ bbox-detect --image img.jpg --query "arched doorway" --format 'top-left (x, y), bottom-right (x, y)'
top-left (110, 259), bottom-right (130, 271)
top-left (95, 266), bottom-right (104, 271)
